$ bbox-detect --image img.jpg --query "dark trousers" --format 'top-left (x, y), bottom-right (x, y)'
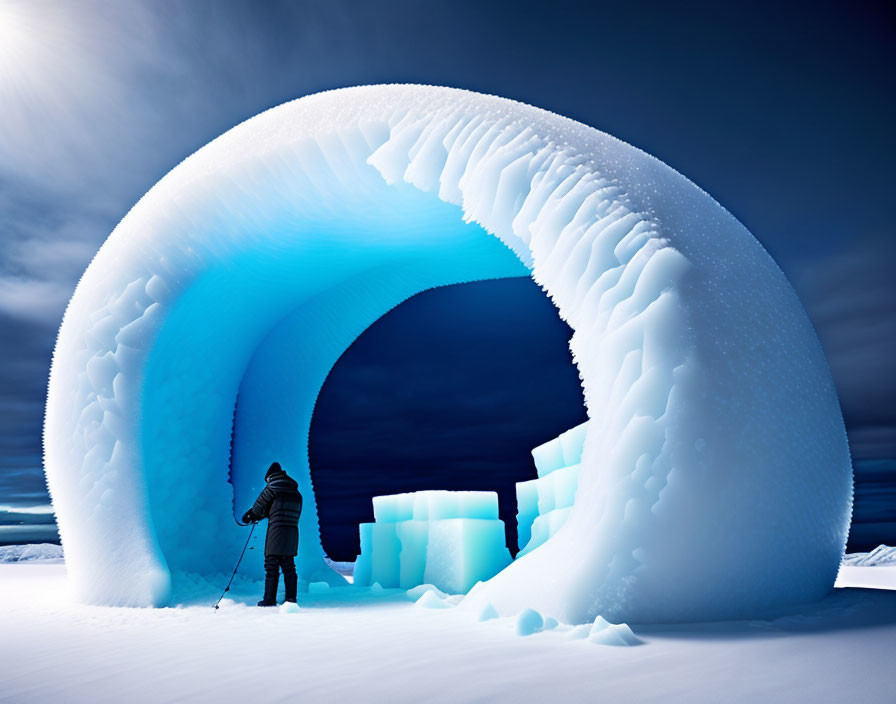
top-left (263, 554), bottom-right (297, 603)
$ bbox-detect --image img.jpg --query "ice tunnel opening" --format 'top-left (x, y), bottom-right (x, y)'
top-left (137, 179), bottom-right (589, 599)
top-left (307, 277), bottom-right (589, 564)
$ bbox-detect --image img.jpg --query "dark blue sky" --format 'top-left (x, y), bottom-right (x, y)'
top-left (0, 0), bottom-right (893, 551)
top-left (310, 278), bottom-right (587, 560)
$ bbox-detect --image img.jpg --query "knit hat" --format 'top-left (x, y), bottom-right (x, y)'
top-left (265, 462), bottom-right (283, 480)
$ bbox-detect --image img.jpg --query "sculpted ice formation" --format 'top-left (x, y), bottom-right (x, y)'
top-left (516, 422), bottom-right (587, 555)
top-left (44, 85), bottom-right (851, 622)
top-left (354, 490), bottom-right (511, 593)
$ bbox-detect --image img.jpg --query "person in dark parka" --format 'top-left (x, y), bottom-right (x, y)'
top-left (242, 462), bottom-right (303, 606)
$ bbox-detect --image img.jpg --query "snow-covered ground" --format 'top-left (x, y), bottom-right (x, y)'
top-left (835, 546), bottom-right (896, 591)
top-left (1, 553), bottom-right (895, 703)
top-left (0, 543), bottom-right (63, 563)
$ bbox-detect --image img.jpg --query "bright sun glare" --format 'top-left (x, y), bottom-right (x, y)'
top-left (0, 1), bottom-right (41, 88)
top-left (0, 0), bottom-right (92, 129)
top-left (0, 2), bottom-right (31, 52)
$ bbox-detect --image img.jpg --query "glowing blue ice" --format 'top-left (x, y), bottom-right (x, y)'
top-left (355, 491), bottom-right (511, 594)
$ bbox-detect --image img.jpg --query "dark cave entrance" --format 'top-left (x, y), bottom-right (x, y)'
top-left (308, 276), bottom-right (588, 562)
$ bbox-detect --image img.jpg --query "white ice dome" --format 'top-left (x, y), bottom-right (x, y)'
top-left (43, 85), bottom-right (851, 623)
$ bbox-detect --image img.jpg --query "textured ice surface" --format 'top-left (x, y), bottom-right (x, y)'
top-left (843, 546), bottom-right (896, 567)
top-left (374, 491), bottom-right (498, 522)
top-left (516, 423), bottom-right (584, 553)
top-left (531, 422), bottom-right (588, 476)
top-left (423, 518), bottom-right (511, 594)
top-left (353, 523), bottom-right (400, 588)
top-left (45, 84), bottom-right (851, 622)
top-left (355, 491), bottom-right (511, 594)
top-left (515, 481), bottom-right (538, 552)
top-left (522, 507), bottom-right (573, 556)
top-left (519, 460), bottom-right (580, 515)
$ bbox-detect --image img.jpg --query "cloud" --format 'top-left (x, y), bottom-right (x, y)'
top-left (1, 1), bottom-right (159, 195)
top-left (0, 525), bottom-right (59, 545)
top-left (0, 0), bottom-right (367, 512)
top-left (791, 236), bottom-right (896, 458)
top-left (0, 175), bottom-right (119, 328)
top-left (0, 504), bottom-right (54, 515)
top-left (0, 225), bottom-right (101, 326)
top-left (0, 0), bottom-right (378, 331)
top-left (0, 499), bottom-right (58, 547)
top-left (0, 277), bottom-right (73, 323)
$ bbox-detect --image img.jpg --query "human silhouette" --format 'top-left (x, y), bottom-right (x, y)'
top-left (242, 462), bottom-right (303, 606)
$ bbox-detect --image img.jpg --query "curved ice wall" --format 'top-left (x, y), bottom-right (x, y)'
top-left (44, 85), bottom-right (851, 622)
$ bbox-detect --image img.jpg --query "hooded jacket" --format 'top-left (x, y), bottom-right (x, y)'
top-left (247, 465), bottom-right (303, 557)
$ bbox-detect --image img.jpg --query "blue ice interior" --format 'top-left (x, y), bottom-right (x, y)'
top-left (139, 182), bottom-right (553, 592)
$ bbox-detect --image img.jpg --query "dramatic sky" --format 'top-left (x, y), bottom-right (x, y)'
top-left (0, 0), bottom-right (893, 553)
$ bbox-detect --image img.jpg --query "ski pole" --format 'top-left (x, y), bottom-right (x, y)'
top-left (214, 522), bottom-right (256, 611)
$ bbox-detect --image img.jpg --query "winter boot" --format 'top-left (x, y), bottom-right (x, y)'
top-left (283, 572), bottom-right (298, 603)
top-left (258, 566), bottom-right (279, 607)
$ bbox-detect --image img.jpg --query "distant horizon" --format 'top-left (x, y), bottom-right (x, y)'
top-left (2, 277), bottom-right (893, 556)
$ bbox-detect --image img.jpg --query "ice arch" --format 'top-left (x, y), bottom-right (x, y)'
top-left (44, 85), bottom-right (851, 622)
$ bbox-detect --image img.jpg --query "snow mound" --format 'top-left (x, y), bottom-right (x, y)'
top-left (406, 584), bottom-right (448, 601)
top-left (844, 546), bottom-right (896, 567)
top-left (478, 602), bottom-right (500, 621)
top-left (45, 84), bottom-right (850, 622)
top-left (0, 544), bottom-right (64, 563)
top-left (414, 590), bottom-right (451, 610)
top-left (588, 616), bottom-right (643, 646)
top-left (516, 608), bottom-right (544, 636)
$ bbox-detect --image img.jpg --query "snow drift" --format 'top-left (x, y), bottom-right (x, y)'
top-left (0, 544), bottom-right (64, 563)
top-left (44, 85), bottom-right (851, 622)
top-left (843, 546), bottom-right (896, 567)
